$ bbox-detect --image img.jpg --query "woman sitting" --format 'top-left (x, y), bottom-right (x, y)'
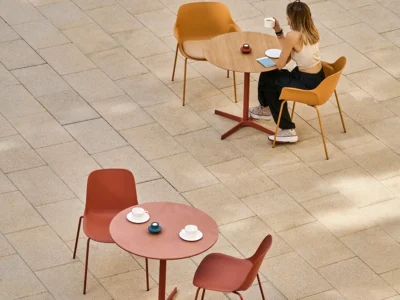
top-left (250, 0), bottom-right (324, 143)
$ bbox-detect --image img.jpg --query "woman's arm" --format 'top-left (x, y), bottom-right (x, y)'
top-left (276, 32), bottom-right (297, 69)
top-left (272, 18), bottom-right (297, 69)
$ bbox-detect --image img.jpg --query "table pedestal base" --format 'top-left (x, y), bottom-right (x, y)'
top-left (159, 260), bottom-right (178, 300)
top-left (167, 287), bottom-right (178, 300)
top-left (215, 110), bottom-right (274, 139)
top-left (215, 72), bottom-right (274, 140)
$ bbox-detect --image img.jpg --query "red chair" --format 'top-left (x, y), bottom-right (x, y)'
top-left (193, 235), bottom-right (272, 299)
top-left (72, 169), bottom-right (149, 294)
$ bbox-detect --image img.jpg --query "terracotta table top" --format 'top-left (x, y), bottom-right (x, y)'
top-left (109, 202), bottom-right (219, 260)
top-left (203, 31), bottom-right (280, 73)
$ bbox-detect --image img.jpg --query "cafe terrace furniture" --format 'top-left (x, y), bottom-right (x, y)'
top-left (110, 202), bottom-right (219, 300)
top-left (72, 169), bottom-right (149, 294)
top-left (203, 31), bottom-right (279, 139)
top-left (193, 235), bottom-right (272, 300)
top-left (172, 2), bottom-right (240, 106)
top-left (276, 56), bottom-right (347, 159)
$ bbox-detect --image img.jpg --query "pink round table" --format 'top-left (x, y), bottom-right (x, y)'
top-left (109, 202), bottom-right (219, 300)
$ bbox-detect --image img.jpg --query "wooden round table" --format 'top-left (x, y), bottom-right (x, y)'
top-left (203, 31), bottom-right (280, 139)
top-left (110, 202), bottom-right (219, 300)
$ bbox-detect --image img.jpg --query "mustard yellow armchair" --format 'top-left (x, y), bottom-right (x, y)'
top-left (274, 57), bottom-right (347, 160)
top-left (172, 2), bottom-right (241, 106)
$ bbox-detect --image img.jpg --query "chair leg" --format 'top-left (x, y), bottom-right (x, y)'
top-left (194, 287), bottom-right (201, 300)
top-left (171, 43), bottom-right (178, 81)
top-left (233, 71), bottom-right (238, 103)
top-left (334, 90), bottom-right (347, 133)
top-left (257, 274), bottom-right (266, 300)
top-left (227, 70), bottom-right (230, 78)
top-left (272, 100), bottom-right (287, 148)
top-left (233, 291), bottom-right (244, 300)
top-left (145, 258), bottom-right (149, 291)
top-left (314, 105), bottom-right (329, 160)
top-left (183, 57), bottom-right (187, 106)
top-left (73, 216), bottom-right (83, 259)
top-left (201, 289), bottom-right (206, 300)
top-left (291, 101), bottom-right (296, 121)
top-left (83, 238), bottom-right (90, 294)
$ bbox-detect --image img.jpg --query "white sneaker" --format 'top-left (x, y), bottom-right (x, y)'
top-left (268, 128), bottom-right (298, 143)
top-left (249, 105), bottom-right (272, 120)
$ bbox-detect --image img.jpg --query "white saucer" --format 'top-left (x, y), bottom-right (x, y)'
top-left (265, 49), bottom-right (281, 58)
top-left (126, 212), bottom-right (150, 224)
top-left (179, 230), bottom-right (203, 242)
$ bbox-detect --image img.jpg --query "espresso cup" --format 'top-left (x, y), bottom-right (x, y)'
top-left (264, 17), bottom-right (275, 28)
top-left (132, 207), bottom-right (148, 219)
top-left (184, 225), bottom-right (198, 238)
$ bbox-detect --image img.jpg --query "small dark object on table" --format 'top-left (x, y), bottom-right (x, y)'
top-left (240, 43), bottom-right (252, 54)
top-left (149, 222), bottom-right (162, 234)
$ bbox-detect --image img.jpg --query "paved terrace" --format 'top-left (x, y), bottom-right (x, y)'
top-left (1, 0), bottom-right (400, 299)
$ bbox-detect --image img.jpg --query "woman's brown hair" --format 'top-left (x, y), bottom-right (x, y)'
top-left (286, 0), bottom-right (320, 45)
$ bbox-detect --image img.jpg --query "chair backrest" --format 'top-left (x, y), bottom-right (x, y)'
top-left (84, 169), bottom-right (138, 216)
top-left (315, 56), bottom-right (346, 105)
top-left (239, 235), bottom-right (273, 290)
top-left (174, 2), bottom-right (238, 42)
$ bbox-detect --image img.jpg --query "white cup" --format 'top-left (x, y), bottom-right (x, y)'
top-left (184, 225), bottom-right (198, 238)
top-left (264, 17), bottom-right (275, 28)
top-left (132, 207), bottom-right (148, 219)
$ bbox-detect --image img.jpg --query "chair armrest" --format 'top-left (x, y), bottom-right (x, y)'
top-left (279, 87), bottom-right (318, 106)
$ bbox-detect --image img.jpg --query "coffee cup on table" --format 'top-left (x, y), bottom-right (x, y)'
top-left (183, 225), bottom-right (198, 239)
top-left (132, 207), bottom-right (148, 220)
top-left (264, 17), bottom-right (275, 28)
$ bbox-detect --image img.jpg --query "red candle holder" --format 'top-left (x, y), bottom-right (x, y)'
top-left (240, 43), bottom-right (252, 54)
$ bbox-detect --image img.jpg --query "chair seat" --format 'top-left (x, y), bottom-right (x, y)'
top-left (182, 40), bottom-right (208, 60)
top-left (83, 211), bottom-right (119, 243)
top-left (193, 253), bottom-right (252, 292)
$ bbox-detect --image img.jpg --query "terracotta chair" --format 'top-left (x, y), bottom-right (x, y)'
top-left (273, 56), bottom-right (347, 160)
top-left (192, 235), bottom-right (272, 299)
top-left (172, 2), bottom-right (240, 106)
top-left (72, 169), bottom-right (149, 294)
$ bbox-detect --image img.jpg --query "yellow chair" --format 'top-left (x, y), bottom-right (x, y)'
top-left (172, 2), bottom-right (240, 106)
top-left (273, 56), bottom-right (347, 160)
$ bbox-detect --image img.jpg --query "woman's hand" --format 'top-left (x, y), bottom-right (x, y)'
top-left (273, 17), bottom-right (281, 32)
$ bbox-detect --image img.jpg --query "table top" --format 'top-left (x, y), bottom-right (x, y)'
top-left (203, 31), bottom-right (280, 73)
top-left (109, 202), bottom-right (219, 260)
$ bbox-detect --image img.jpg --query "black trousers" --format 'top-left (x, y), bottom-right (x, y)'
top-left (258, 67), bottom-right (325, 129)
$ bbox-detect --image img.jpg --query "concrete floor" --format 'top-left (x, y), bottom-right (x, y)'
top-left (1, 0), bottom-right (400, 299)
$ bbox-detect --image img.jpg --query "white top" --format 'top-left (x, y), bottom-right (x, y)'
top-left (291, 42), bottom-right (320, 70)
